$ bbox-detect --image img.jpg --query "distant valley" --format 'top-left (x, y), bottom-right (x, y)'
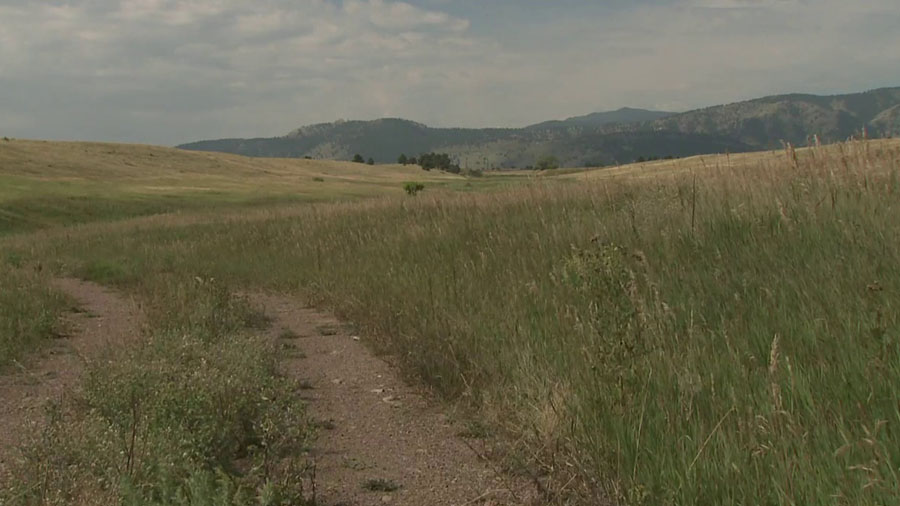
top-left (179, 87), bottom-right (900, 169)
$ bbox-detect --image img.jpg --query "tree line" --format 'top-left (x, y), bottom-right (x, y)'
top-left (352, 154), bottom-right (375, 165)
top-left (352, 152), bottom-right (576, 172)
top-left (398, 152), bottom-right (461, 173)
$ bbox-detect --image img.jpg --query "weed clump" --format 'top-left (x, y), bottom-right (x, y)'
top-left (1, 281), bottom-right (314, 505)
top-left (0, 267), bottom-right (67, 368)
top-left (362, 478), bottom-right (400, 492)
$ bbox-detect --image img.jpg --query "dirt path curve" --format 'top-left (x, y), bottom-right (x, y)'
top-left (0, 278), bottom-right (142, 480)
top-left (253, 294), bottom-right (539, 506)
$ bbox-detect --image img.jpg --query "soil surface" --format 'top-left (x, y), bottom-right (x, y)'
top-left (0, 278), bottom-right (143, 481)
top-left (253, 293), bottom-right (539, 506)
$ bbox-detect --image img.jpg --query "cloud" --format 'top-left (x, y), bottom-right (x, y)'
top-left (0, 0), bottom-right (491, 143)
top-left (0, 0), bottom-right (898, 144)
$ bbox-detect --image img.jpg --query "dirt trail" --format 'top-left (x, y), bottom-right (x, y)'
top-left (254, 294), bottom-right (538, 506)
top-left (1, 281), bottom-right (537, 503)
top-left (0, 278), bottom-right (142, 480)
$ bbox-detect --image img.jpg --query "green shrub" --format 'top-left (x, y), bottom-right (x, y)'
top-left (536, 155), bottom-right (559, 171)
top-left (403, 182), bottom-right (425, 196)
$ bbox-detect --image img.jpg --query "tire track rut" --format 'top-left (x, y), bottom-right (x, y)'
top-left (254, 293), bottom-right (537, 506)
top-left (0, 278), bottom-right (142, 481)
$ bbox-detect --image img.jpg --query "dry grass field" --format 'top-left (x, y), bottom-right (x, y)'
top-left (2, 138), bottom-right (899, 504)
top-left (0, 139), bottom-right (473, 235)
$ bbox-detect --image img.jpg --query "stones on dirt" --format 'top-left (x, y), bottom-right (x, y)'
top-left (381, 395), bottom-right (402, 407)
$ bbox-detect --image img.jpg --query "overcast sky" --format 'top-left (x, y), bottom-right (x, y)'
top-left (1, 0), bottom-right (899, 145)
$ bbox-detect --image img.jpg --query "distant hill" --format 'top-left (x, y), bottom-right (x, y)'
top-left (179, 113), bottom-right (694, 168)
top-left (870, 104), bottom-right (900, 134)
top-left (179, 118), bottom-right (745, 169)
top-left (179, 88), bottom-right (900, 168)
top-left (525, 107), bottom-right (672, 130)
top-left (650, 87), bottom-right (900, 148)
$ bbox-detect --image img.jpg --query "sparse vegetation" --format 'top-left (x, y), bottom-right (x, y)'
top-left (279, 328), bottom-right (301, 340)
top-left (2, 139), bottom-right (900, 504)
top-left (1, 277), bottom-right (315, 505)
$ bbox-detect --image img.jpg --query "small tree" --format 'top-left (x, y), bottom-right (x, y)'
top-left (352, 154), bottom-right (365, 163)
top-left (536, 155), bottom-right (559, 171)
top-left (408, 157), bottom-right (417, 166)
top-left (367, 157), bottom-right (375, 165)
top-left (398, 154), bottom-right (408, 165)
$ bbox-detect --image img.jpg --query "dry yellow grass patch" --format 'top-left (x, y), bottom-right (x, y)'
top-left (562, 138), bottom-right (900, 180)
top-left (0, 139), bottom-right (463, 198)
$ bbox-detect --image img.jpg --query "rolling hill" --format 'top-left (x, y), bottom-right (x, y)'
top-left (178, 87), bottom-right (900, 168)
top-left (0, 139), bottom-right (466, 234)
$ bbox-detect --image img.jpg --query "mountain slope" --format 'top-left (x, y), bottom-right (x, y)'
top-left (180, 119), bottom-right (517, 163)
top-left (870, 104), bottom-right (900, 134)
top-left (650, 87), bottom-right (900, 148)
top-left (525, 107), bottom-right (672, 130)
top-left (178, 87), bottom-right (900, 168)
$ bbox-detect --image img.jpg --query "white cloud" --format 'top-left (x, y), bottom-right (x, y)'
top-left (0, 0), bottom-right (898, 144)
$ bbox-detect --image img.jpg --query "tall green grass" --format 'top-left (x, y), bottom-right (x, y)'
top-left (0, 263), bottom-right (67, 368)
top-left (6, 140), bottom-right (900, 504)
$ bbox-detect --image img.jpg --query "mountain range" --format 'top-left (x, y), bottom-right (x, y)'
top-left (178, 87), bottom-right (900, 169)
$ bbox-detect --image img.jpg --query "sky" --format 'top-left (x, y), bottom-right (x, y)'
top-left (1, 0), bottom-right (899, 146)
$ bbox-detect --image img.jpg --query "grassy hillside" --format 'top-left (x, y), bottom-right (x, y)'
top-left (3, 138), bottom-right (899, 504)
top-left (0, 139), bottom-right (471, 235)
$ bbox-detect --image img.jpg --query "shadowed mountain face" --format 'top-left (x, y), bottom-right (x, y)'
top-left (650, 87), bottom-right (900, 149)
top-left (178, 87), bottom-right (900, 168)
top-left (525, 107), bottom-right (672, 131)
